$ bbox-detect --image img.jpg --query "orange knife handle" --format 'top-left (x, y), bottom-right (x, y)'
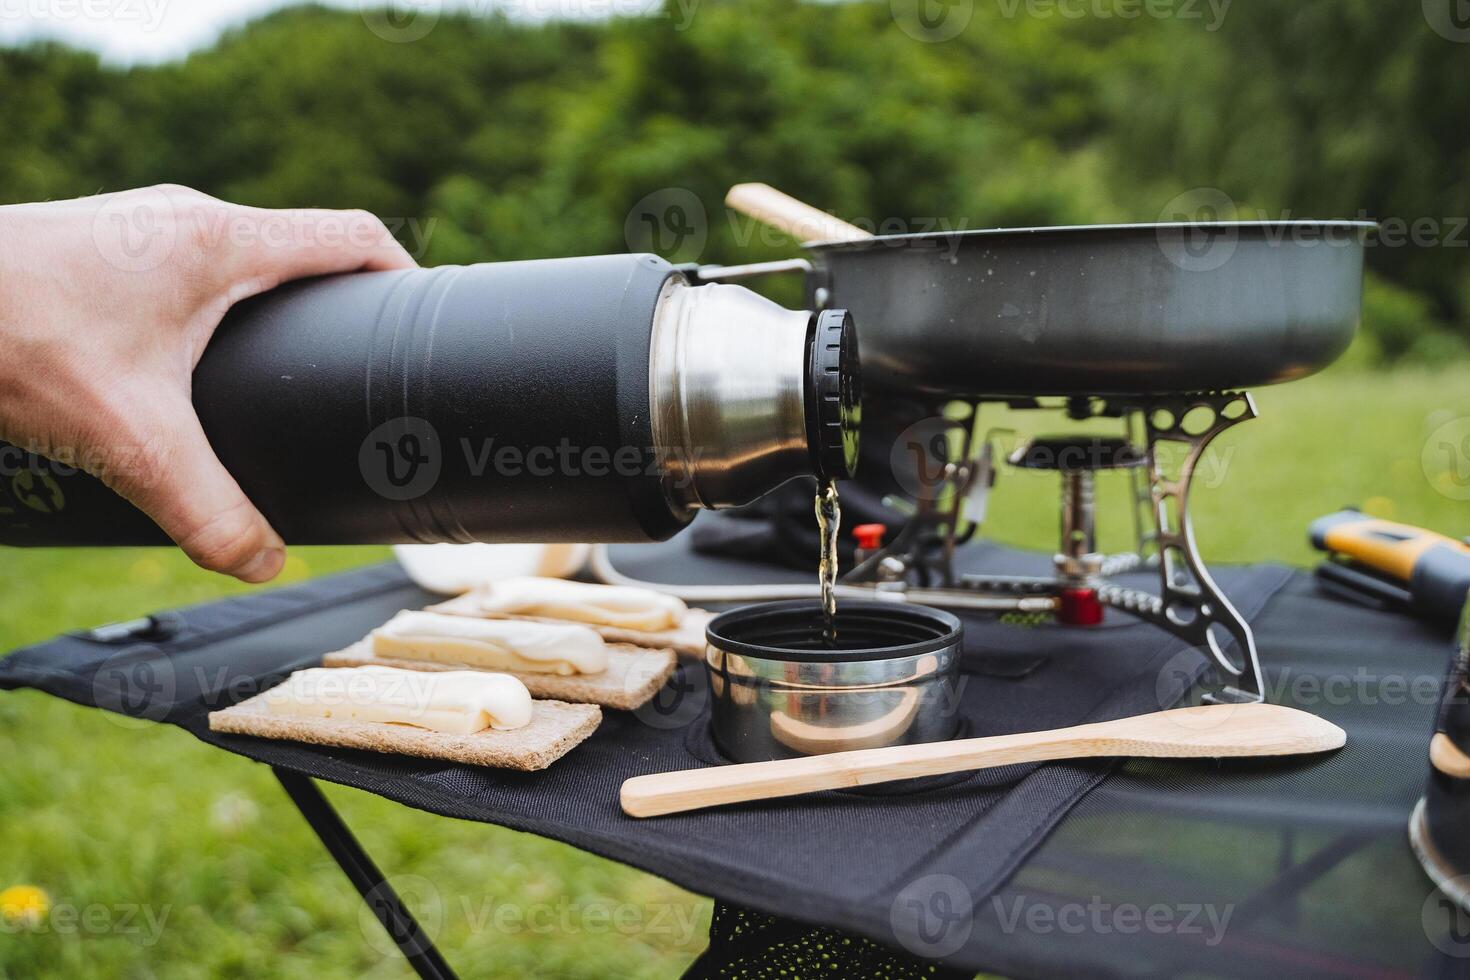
top-left (1311, 509), bottom-right (1470, 622)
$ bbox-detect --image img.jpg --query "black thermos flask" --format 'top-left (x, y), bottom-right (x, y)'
top-left (0, 254), bottom-right (860, 546)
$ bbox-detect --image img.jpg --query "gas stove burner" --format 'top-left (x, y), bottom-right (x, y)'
top-left (988, 434), bottom-right (1151, 627)
top-left (1006, 434), bottom-right (1147, 582)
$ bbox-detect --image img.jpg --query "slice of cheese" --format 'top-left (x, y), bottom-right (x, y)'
top-left (262, 665), bottom-right (532, 734)
top-left (462, 577), bottom-right (687, 632)
top-left (370, 610), bottom-right (609, 676)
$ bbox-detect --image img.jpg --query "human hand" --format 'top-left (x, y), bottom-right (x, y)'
top-left (0, 185), bottom-right (417, 581)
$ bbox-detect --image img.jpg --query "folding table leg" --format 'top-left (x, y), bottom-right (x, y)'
top-left (1229, 831), bottom-right (1373, 929)
top-left (273, 767), bottom-right (459, 980)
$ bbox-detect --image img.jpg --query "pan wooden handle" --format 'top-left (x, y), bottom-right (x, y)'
top-left (619, 703), bottom-right (1344, 818)
top-left (724, 183), bottom-right (872, 244)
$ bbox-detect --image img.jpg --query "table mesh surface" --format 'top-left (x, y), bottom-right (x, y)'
top-left (1, 531), bottom-right (1458, 977)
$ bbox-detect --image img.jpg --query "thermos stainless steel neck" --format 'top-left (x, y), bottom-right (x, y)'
top-left (650, 280), bottom-right (858, 511)
top-left (0, 253), bottom-right (860, 547)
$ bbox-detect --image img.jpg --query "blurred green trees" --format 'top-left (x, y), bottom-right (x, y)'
top-left (2, 0), bottom-right (1465, 359)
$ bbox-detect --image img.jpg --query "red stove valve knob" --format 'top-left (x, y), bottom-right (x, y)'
top-left (1058, 586), bottom-right (1105, 626)
top-left (853, 524), bottom-right (887, 551)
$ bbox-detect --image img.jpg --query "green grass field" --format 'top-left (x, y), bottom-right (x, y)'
top-left (1, 362), bottom-right (1466, 978)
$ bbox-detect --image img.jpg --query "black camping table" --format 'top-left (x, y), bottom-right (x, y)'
top-left (2, 531), bottom-right (1465, 979)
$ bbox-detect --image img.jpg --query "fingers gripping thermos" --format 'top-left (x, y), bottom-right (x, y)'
top-left (0, 254), bottom-right (861, 546)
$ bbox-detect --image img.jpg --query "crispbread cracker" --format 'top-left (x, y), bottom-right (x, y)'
top-left (208, 695), bottom-right (600, 771)
top-left (321, 639), bottom-right (675, 711)
top-left (428, 597), bottom-right (715, 659)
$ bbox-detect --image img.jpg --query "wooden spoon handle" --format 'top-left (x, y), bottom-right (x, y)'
top-left (724, 183), bottom-right (872, 243)
top-left (619, 704), bottom-right (1344, 818)
top-left (621, 732), bottom-right (1092, 818)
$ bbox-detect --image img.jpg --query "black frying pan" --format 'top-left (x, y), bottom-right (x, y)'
top-left (695, 184), bottom-right (1372, 398)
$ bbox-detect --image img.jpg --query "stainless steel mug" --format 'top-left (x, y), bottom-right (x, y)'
top-left (704, 599), bottom-right (963, 763)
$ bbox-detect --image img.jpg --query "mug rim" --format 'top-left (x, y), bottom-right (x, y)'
top-left (706, 598), bottom-right (962, 663)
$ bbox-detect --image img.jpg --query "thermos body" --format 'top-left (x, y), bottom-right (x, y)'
top-left (0, 254), bottom-right (859, 547)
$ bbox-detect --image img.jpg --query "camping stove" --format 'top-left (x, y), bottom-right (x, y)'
top-left (843, 390), bottom-right (1265, 704)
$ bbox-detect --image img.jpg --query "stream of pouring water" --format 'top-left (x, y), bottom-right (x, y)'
top-left (815, 480), bottom-right (841, 646)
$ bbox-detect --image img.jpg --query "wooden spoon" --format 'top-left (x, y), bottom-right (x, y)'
top-left (620, 703), bottom-right (1344, 818)
top-left (725, 182), bottom-right (873, 244)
